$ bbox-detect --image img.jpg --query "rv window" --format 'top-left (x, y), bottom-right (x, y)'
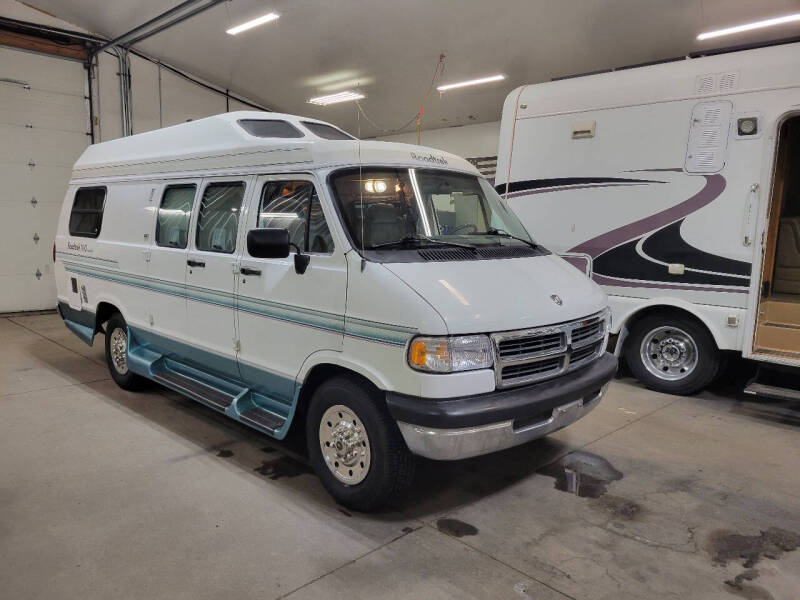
top-left (258, 180), bottom-right (334, 254)
top-left (195, 182), bottom-right (245, 254)
top-left (238, 119), bottom-right (304, 138)
top-left (156, 184), bottom-right (196, 249)
top-left (68, 187), bottom-right (106, 238)
top-left (301, 121), bottom-right (355, 140)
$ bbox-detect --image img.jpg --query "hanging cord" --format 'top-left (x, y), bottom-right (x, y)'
top-left (357, 102), bottom-right (366, 269)
top-left (354, 53), bottom-right (445, 136)
top-left (503, 85), bottom-right (529, 200)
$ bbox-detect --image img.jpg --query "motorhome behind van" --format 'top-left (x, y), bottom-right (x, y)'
top-left (55, 112), bottom-right (615, 510)
top-left (496, 40), bottom-right (800, 398)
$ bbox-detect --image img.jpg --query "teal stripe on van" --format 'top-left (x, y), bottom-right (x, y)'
top-left (62, 260), bottom-right (416, 346)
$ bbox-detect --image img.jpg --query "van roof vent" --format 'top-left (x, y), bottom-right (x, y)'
top-left (718, 71), bottom-right (739, 92)
top-left (696, 74), bottom-right (715, 95)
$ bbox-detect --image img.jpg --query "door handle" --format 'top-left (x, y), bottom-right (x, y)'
top-left (240, 267), bottom-right (262, 276)
top-left (187, 259), bottom-right (206, 267)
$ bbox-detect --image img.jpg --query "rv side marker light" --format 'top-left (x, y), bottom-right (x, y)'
top-left (436, 74), bottom-right (506, 92)
top-left (697, 13), bottom-right (800, 40)
top-left (308, 91), bottom-right (366, 106)
top-left (226, 12), bottom-right (279, 35)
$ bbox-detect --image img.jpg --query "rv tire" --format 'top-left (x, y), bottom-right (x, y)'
top-left (307, 375), bottom-right (414, 511)
top-left (625, 313), bottom-right (720, 395)
top-left (104, 313), bottom-right (145, 391)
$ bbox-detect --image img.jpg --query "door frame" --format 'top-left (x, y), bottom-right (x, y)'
top-left (742, 110), bottom-right (800, 363)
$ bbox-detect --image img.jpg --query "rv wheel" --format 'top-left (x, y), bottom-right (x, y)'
top-left (306, 375), bottom-right (414, 511)
top-left (625, 314), bottom-right (720, 396)
top-left (104, 313), bottom-right (145, 391)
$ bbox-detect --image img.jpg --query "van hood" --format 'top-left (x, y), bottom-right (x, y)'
top-left (383, 254), bottom-right (607, 334)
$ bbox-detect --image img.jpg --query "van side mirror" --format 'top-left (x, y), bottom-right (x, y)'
top-left (248, 228), bottom-right (290, 258)
top-left (247, 228), bottom-right (311, 274)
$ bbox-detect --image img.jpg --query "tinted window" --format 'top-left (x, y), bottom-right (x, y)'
top-left (155, 185), bottom-right (195, 248)
top-left (301, 121), bottom-right (355, 140)
top-left (196, 182), bottom-right (245, 253)
top-left (258, 180), bottom-right (333, 254)
top-left (238, 119), bottom-right (304, 138)
top-left (68, 187), bottom-right (106, 238)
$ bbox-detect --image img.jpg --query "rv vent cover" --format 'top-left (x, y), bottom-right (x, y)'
top-left (685, 100), bottom-right (733, 174)
top-left (695, 71), bottom-right (739, 95)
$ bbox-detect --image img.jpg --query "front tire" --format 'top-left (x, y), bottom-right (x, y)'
top-left (624, 313), bottom-right (720, 395)
top-left (104, 313), bottom-right (145, 391)
top-left (306, 375), bottom-right (414, 511)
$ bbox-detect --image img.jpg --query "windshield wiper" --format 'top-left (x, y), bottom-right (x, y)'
top-left (366, 235), bottom-right (476, 251)
top-left (485, 227), bottom-right (538, 249)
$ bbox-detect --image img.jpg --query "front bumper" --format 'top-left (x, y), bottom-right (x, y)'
top-left (387, 352), bottom-right (617, 460)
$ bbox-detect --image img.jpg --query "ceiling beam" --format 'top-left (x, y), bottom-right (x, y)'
top-left (92, 0), bottom-right (225, 56)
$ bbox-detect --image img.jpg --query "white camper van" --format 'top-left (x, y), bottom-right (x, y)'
top-left (55, 112), bottom-right (615, 509)
top-left (496, 40), bottom-right (800, 397)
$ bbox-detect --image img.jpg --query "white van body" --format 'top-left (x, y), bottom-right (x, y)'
top-left (496, 41), bottom-right (800, 395)
top-left (56, 112), bottom-right (615, 508)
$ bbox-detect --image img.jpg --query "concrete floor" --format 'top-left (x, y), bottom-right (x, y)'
top-left (2, 314), bottom-right (800, 600)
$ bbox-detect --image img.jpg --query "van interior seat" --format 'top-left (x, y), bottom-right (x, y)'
top-left (773, 217), bottom-right (800, 294)
top-left (363, 203), bottom-right (404, 247)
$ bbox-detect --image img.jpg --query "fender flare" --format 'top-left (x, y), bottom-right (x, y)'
top-left (612, 296), bottom-right (733, 353)
top-left (296, 349), bottom-right (393, 391)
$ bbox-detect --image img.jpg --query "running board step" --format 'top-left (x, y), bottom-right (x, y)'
top-left (239, 407), bottom-right (285, 432)
top-left (743, 382), bottom-right (800, 401)
top-left (152, 370), bottom-right (235, 411)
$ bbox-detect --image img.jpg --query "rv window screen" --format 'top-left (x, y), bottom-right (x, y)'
top-left (68, 187), bottom-right (106, 238)
top-left (156, 185), bottom-right (196, 249)
top-left (196, 182), bottom-right (245, 254)
top-left (258, 181), bottom-right (334, 254)
top-left (238, 119), bottom-right (304, 138)
top-left (301, 121), bottom-right (355, 140)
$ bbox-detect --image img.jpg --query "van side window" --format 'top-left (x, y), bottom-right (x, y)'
top-left (258, 180), bottom-right (334, 254)
top-left (68, 187), bottom-right (106, 238)
top-left (156, 184), bottom-right (196, 248)
top-left (195, 182), bottom-right (245, 254)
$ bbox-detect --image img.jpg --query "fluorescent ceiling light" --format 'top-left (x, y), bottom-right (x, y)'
top-left (437, 74), bottom-right (505, 92)
top-left (226, 12), bottom-right (279, 35)
top-left (697, 13), bottom-right (800, 40)
top-left (308, 91), bottom-right (365, 105)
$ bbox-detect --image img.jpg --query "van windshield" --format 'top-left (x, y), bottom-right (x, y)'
top-left (329, 167), bottom-right (533, 249)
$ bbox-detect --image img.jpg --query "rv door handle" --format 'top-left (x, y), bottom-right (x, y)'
top-left (187, 259), bottom-right (206, 268)
top-left (240, 267), bottom-right (261, 276)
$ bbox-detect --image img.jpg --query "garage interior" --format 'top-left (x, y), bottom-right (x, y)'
top-left (2, 1), bottom-right (800, 599)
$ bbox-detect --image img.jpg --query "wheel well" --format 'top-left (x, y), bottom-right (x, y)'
top-left (290, 364), bottom-right (382, 436)
top-left (94, 302), bottom-right (120, 335)
top-left (621, 305), bottom-right (718, 354)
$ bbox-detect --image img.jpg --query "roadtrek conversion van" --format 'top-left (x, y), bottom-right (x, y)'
top-left (496, 40), bottom-right (800, 398)
top-left (56, 112), bottom-right (615, 509)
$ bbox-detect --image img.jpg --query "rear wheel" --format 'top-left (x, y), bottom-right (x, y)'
top-left (104, 313), bottom-right (145, 391)
top-left (306, 375), bottom-right (414, 511)
top-left (625, 313), bottom-right (720, 395)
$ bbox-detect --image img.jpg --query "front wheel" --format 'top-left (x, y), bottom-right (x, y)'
top-left (306, 375), bottom-right (414, 511)
top-left (624, 314), bottom-right (720, 396)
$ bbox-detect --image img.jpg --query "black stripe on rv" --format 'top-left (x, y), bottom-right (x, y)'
top-left (494, 177), bottom-right (665, 195)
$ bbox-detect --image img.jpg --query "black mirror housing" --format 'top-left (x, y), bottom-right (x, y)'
top-left (247, 228), bottom-right (290, 258)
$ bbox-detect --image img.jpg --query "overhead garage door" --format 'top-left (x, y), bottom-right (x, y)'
top-left (0, 46), bottom-right (88, 312)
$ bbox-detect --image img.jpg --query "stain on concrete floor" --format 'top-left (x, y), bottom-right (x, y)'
top-left (537, 451), bottom-right (623, 498)
top-left (436, 518), bottom-right (478, 538)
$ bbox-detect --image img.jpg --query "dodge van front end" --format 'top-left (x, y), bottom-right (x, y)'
top-left (388, 309), bottom-right (616, 460)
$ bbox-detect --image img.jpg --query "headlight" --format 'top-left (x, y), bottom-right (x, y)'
top-left (408, 335), bottom-right (493, 373)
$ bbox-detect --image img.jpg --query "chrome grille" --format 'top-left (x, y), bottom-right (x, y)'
top-left (492, 311), bottom-right (608, 389)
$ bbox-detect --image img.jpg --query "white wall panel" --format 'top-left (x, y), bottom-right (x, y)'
top-left (376, 121), bottom-right (501, 160)
top-left (160, 68), bottom-right (225, 127)
top-left (130, 54), bottom-right (161, 134)
top-left (96, 51), bottom-right (122, 142)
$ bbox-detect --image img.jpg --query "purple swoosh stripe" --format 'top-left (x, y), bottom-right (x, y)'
top-left (569, 174), bottom-right (726, 257)
top-left (592, 274), bottom-right (747, 294)
top-left (504, 182), bottom-right (650, 200)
